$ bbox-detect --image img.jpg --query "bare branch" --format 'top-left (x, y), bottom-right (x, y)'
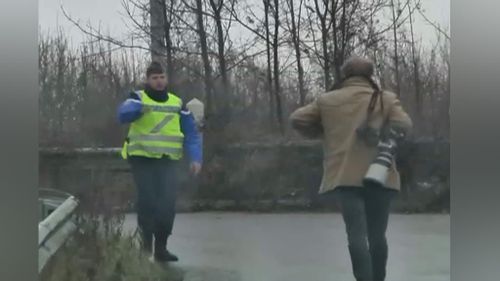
top-left (62, 5), bottom-right (153, 53)
top-left (223, 1), bottom-right (267, 41)
top-left (416, 6), bottom-right (450, 40)
top-left (216, 48), bottom-right (268, 78)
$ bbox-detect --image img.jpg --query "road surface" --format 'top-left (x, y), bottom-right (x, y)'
top-left (124, 213), bottom-right (449, 281)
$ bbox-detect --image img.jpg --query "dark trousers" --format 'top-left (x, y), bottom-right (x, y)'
top-left (336, 185), bottom-right (397, 281)
top-left (129, 156), bottom-right (179, 254)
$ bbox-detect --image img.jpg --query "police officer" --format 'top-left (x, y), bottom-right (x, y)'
top-left (118, 61), bottom-right (202, 262)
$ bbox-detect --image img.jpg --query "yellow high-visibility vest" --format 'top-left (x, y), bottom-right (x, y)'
top-left (121, 90), bottom-right (184, 160)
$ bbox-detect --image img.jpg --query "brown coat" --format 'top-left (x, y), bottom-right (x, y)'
top-left (290, 77), bottom-right (413, 194)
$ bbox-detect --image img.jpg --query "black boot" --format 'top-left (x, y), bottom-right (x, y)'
top-left (154, 231), bottom-right (178, 262)
top-left (154, 249), bottom-right (179, 262)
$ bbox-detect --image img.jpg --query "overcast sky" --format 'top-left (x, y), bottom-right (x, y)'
top-left (39, 0), bottom-right (450, 49)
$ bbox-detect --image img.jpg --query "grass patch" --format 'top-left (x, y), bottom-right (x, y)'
top-left (40, 188), bottom-right (183, 281)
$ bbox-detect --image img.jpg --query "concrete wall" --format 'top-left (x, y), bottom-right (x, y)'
top-left (39, 140), bottom-right (449, 213)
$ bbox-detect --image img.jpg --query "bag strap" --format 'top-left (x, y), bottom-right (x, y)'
top-left (365, 89), bottom-right (384, 124)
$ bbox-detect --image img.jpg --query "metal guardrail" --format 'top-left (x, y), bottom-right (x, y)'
top-left (38, 189), bottom-right (79, 273)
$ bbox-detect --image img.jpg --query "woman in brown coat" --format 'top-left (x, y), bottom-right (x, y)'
top-left (290, 57), bottom-right (412, 281)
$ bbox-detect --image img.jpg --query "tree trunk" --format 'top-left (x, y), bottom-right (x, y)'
top-left (131, 36), bottom-right (137, 85)
top-left (431, 76), bottom-right (439, 136)
top-left (216, 17), bottom-right (229, 95)
top-left (408, 2), bottom-right (422, 127)
top-left (210, 0), bottom-right (231, 120)
top-left (264, 0), bottom-right (275, 126)
top-left (288, 0), bottom-right (306, 105)
top-left (322, 21), bottom-right (331, 89)
top-left (161, 0), bottom-right (175, 81)
top-left (333, 0), bottom-right (346, 80)
top-left (314, 0), bottom-right (331, 89)
top-left (150, 0), bottom-right (165, 63)
top-left (194, 0), bottom-right (214, 116)
top-left (391, 0), bottom-right (401, 97)
top-left (55, 37), bottom-right (67, 142)
top-left (272, 0), bottom-right (284, 134)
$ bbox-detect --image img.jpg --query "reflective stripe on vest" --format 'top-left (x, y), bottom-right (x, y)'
top-left (128, 134), bottom-right (184, 143)
top-left (126, 144), bottom-right (183, 156)
top-left (142, 104), bottom-right (181, 113)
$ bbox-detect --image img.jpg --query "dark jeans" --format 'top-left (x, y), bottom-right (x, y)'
top-left (129, 156), bottom-right (179, 254)
top-left (336, 185), bottom-right (397, 281)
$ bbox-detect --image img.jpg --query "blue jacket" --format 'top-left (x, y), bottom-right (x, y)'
top-left (117, 90), bottom-right (203, 163)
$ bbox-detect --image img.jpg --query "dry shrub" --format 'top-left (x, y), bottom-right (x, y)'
top-left (40, 183), bottom-right (183, 281)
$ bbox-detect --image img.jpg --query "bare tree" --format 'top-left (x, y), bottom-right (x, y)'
top-left (408, 0), bottom-right (422, 124)
top-left (331, 0), bottom-right (363, 80)
top-left (191, 0), bottom-right (215, 116)
top-left (308, 0), bottom-right (331, 89)
top-left (416, 4), bottom-right (450, 41)
top-left (206, 0), bottom-right (236, 124)
top-left (264, 0), bottom-right (276, 126)
top-left (226, 0), bottom-right (282, 128)
top-left (150, 0), bottom-right (166, 63)
top-left (51, 0), bottom-right (450, 144)
top-left (284, 0), bottom-right (306, 105)
top-left (270, 0), bottom-right (284, 133)
top-left (161, 0), bottom-right (177, 80)
top-left (208, 0), bottom-right (230, 95)
top-left (390, 0), bottom-right (401, 96)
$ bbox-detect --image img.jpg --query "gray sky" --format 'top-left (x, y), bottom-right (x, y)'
top-left (39, 0), bottom-right (450, 49)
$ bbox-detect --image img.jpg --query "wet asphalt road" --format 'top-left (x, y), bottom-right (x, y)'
top-left (124, 213), bottom-right (450, 281)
